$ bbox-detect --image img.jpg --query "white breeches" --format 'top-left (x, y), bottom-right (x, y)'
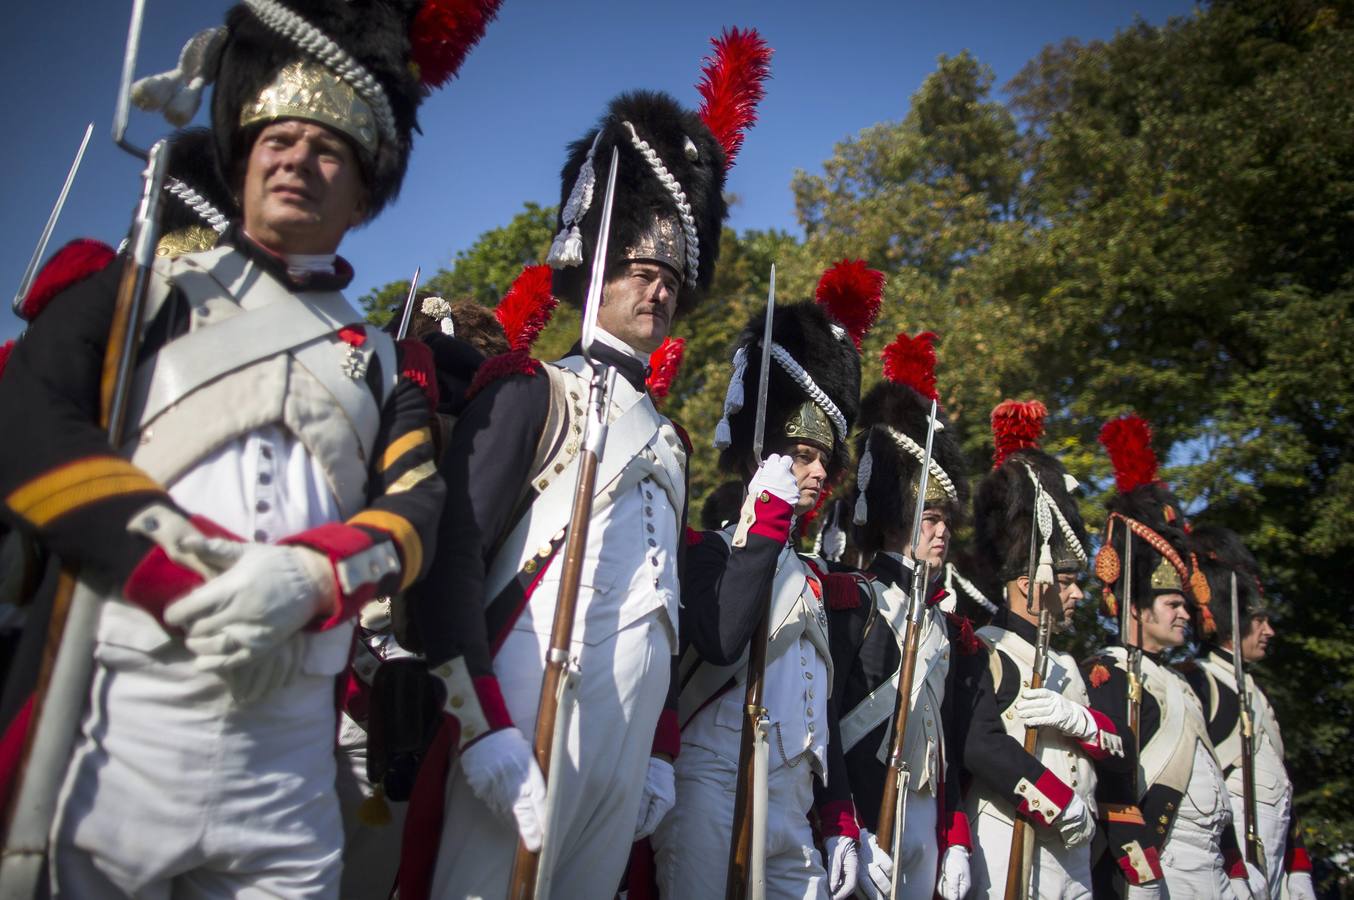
top-left (652, 743), bottom-right (828, 900)
top-left (890, 786), bottom-right (939, 900)
top-left (430, 610), bottom-right (671, 899)
top-left (1159, 830), bottom-right (1239, 900)
top-left (970, 809), bottom-right (1092, 900)
top-left (1228, 789), bottom-right (1290, 899)
top-left (50, 644), bottom-right (342, 899)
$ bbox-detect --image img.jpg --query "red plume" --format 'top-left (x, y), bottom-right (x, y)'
top-left (646, 337), bottom-right (685, 401)
top-left (881, 331), bottom-right (938, 401)
top-left (494, 265), bottom-right (557, 352)
top-left (815, 259), bottom-right (884, 350)
top-left (1099, 414), bottom-right (1159, 494)
top-left (409, 0), bottom-right (504, 89)
top-left (21, 238), bottom-right (116, 321)
top-left (696, 28), bottom-right (772, 169)
top-left (991, 399), bottom-right (1047, 468)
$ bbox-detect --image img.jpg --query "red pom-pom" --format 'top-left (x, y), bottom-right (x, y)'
top-left (494, 265), bottom-right (557, 352)
top-left (646, 337), bottom-right (685, 400)
top-left (685, 526), bottom-right (705, 547)
top-left (0, 340), bottom-right (12, 380)
top-left (881, 331), bottom-right (938, 400)
top-left (409, 0), bottom-right (503, 89)
top-left (465, 349), bottom-right (542, 401)
top-left (398, 338), bottom-right (439, 412)
top-left (815, 259), bottom-right (884, 350)
top-left (1099, 414), bottom-right (1158, 495)
top-left (20, 239), bottom-right (116, 321)
top-left (696, 27), bottom-right (772, 170)
top-left (945, 612), bottom-right (982, 655)
top-left (800, 481), bottom-right (835, 528)
top-left (991, 399), bottom-right (1048, 468)
top-left (338, 324), bottom-right (367, 347)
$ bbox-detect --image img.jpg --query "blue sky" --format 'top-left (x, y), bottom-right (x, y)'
top-left (1, 0), bottom-right (1197, 341)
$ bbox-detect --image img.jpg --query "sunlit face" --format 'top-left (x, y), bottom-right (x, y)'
top-left (784, 442), bottom-right (829, 516)
top-left (1137, 592), bottom-right (1190, 653)
top-left (1009, 571), bottom-right (1083, 629)
top-left (907, 507), bottom-right (951, 570)
top-left (1237, 615), bottom-right (1274, 662)
top-left (596, 261), bottom-right (679, 353)
top-left (239, 120), bottom-right (367, 256)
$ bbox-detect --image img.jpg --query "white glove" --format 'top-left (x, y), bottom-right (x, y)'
top-left (165, 538), bottom-right (335, 671)
top-left (1238, 861), bottom-right (1267, 900)
top-left (937, 845), bottom-right (971, 900)
top-left (1287, 870), bottom-right (1317, 900)
top-left (632, 757), bottom-right (675, 841)
top-left (218, 632), bottom-right (306, 703)
top-left (823, 834), bottom-right (858, 900)
top-left (855, 828), bottom-right (893, 900)
top-left (1013, 687), bottom-right (1097, 740)
top-left (459, 728), bottom-right (546, 852)
top-left (1055, 793), bottom-right (1095, 849)
top-left (1125, 883), bottom-right (1163, 900)
top-left (749, 453), bottom-right (800, 506)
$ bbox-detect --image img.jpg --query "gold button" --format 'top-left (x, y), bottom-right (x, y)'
top-left (1005, 712), bottom-right (1014, 720)
top-left (524, 559), bottom-right (538, 574)
top-left (554, 462), bottom-right (566, 474)
top-left (759, 491), bottom-right (770, 502)
top-left (537, 479), bottom-right (549, 490)
top-left (450, 695), bottom-right (464, 709)
top-left (435, 664), bottom-right (452, 678)
top-left (1159, 815), bottom-right (1169, 824)
top-left (1157, 826), bottom-right (1166, 834)
top-left (463, 726), bottom-right (477, 740)
top-left (538, 544), bottom-right (553, 558)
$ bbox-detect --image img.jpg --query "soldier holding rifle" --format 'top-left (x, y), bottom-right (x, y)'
top-left (954, 400), bottom-right (1123, 899)
top-left (0, 0), bottom-right (498, 892)
top-left (1085, 415), bottom-right (1265, 899)
top-left (1181, 526), bottom-right (1317, 900)
top-left (400, 32), bottom-right (769, 896)
top-left (652, 264), bottom-right (874, 900)
top-left (826, 329), bottom-right (976, 900)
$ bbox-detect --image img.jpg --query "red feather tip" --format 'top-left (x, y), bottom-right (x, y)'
top-left (815, 259), bottom-right (884, 350)
top-left (494, 265), bottom-right (558, 352)
top-left (696, 27), bottom-right (772, 169)
top-left (990, 399), bottom-right (1047, 468)
top-left (646, 336), bottom-right (685, 401)
top-left (0, 340), bottom-right (13, 380)
top-left (21, 238), bottom-right (116, 321)
top-left (1099, 414), bottom-right (1159, 494)
top-left (409, 0), bottom-right (504, 89)
top-left (881, 331), bottom-right (938, 400)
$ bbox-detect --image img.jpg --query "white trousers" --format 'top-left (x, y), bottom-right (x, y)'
top-left (335, 712), bottom-right (406, 900)
top-left (1227, 790), bottom-right (1289, 899)
top-left (890, 787), bottom-right (939, 900)
top-left (1159, 832), bottom-right (1240, 900)
top-left (652, 743), bottom-right (828, 900)
top-left (50, 643), bottom-right (342, 898)
top-left (430, 610), bottom-right (671, 899)
top-left (969, 809), bottom-right (1092, 900)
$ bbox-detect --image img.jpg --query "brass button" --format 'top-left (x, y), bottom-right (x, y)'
top-left (463, 725), bottom-right (477, 740)
top-left (759, 491), bottom-right (770, 503)
top-left (450, 695), bottom-right (464, 709)
top-left (524, 559), bottom-right (538, 574)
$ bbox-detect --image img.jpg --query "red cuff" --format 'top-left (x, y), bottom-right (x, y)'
top-left (817, 800), bottom-right (860, 841)
top-left (281, 523), bottom-right (378, 628)
top-left (1117, 843), bottom-right (1163, 885)
top-left (1287, 847), bottom-right (1312, 873)
top-left (473, 676), bottom-right (514, 733)
top-left (1079, 706), bottom-right (1119, 760)
top-left (652, 708), bottom-right (680, 759)
top-left (747, 492), bottom-right (793, 543)
top-left (1017, 771), bottom-right (1075, 827)
top-left (942, 809), bottom-right (973, 850)
top-left (123, 515), bottom-right (240, 628)
top-left (1224, 844), bottom-right (1246, 879)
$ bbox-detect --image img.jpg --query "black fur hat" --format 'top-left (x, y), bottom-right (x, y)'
top-left (715, 301), bottom-right (864, 482)
top-left (548, 91), bottom-right (727, 316)
top-left (850, 378), bottom-right (970, 559)
top-left (159, 128), bottom-right (236, 242)
top-left (974, 448), bottom-right (1088, 593)
top-left (1189, 524), bottom-right (1267, 638)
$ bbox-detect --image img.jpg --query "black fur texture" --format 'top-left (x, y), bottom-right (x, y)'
top-left (1189, 523), bottom-right (1267, 636)
top-left (1104, 483), bottom-right (1192, 614)
top-left (551, 91), bottom-right (727, 316)
top-left (161, 128), bottom-right (238, 235)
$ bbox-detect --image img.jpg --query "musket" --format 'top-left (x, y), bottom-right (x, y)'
top-left (0, 140), bottom-right (171, 899)
top-left (394, 267), bottom-right (421, 340)
top-left (1003, 483), bottom-right (1062, 900)
top-left (13, 123), bottom-right (94, 314)
top-left (875, 399), bottom-right (939, 900)
top-left (1232, 572), bottom-right (1266, 876)
top-left (725, 264), bottom-right (777, 900)
top-left (507, 147), bottom-right (620, 900)
top-left (1123, 533), bottom-right (1142, 747)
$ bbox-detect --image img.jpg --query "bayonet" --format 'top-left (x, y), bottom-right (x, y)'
top-left (13, 123), bottom-right (94, 315)
top-left (394, 267), bottom-right (421, 341)
top-left (112, 0), bottom-right (150, 159)
top-left (1232, 572), bottom-right (1266, 876)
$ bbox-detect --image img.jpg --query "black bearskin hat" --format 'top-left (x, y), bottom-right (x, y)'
top-left (157, 128), bottom-right (236, 253)
top-left (137, 1), bottom-right (502, 219)
top-left (715, 302), bottom-right (863, 482)
top-left (849, 332), bottom-right (970, 558)
top-left (547, 30), bottom-right (771, 316)
top-left (1189, 524), bottom-right (1268, 639)
top-left (972, 401), bottom-right (1088, 595)
top-left (701, 480), bottom-right (747, 531)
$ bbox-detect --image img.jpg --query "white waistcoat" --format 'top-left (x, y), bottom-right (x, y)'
top-left (1196, 653), bottom-right (1291, 808)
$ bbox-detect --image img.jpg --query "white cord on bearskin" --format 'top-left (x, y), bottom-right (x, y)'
top-left (945, 563), bottom-right (998, 614)
top-left (547, 131), bottom-right (601, 268)
top-left (165, 177), bottom-right (229, 234)
top-left (622, 121), bottom-right (700, 288)
top-left (713, 345), bottom-right (748, 448)
top-left (853, 430), bottom-right (874, 525)
top-left (714, 341), bottom-right (847, 451)
top-left (421, 296), bottom-right (455, 336)
top-left (879, 425), bottom-right (958, 502)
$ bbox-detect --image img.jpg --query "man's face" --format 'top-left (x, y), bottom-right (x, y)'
top-left (597, 261), bottom-right (679, 353)
top-left (1054, 573), bottom-right (1084, 628)
top-left (906, 507), bottom-right (951, 570)
top-left (1238, 615), bottom-right (1274, 662)
top-left (785, 443), bottom-right (829, 516)
top-left (1009, 572), bottom-right (1081, 628)
top-left (239, 120), bottom-right (367, 256)
top-left (1138, 591), bottom-right (1190, 652)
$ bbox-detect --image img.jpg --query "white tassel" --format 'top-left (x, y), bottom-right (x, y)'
top-left (714, 417), bottom-right (732, 449)
top-left (440, 317), bottom-right (455, 336)
top-left (131, 27), bottom-right (225, 127)
top-left (821, 521), bottom-right (846, 562)
top-left (1036, 541), bottom-right (1056, 587)
top-left (853, 438), bottom-right (874, 526)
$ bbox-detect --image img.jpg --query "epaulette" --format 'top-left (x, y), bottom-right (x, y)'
top-left (822, 572), bottom-right (864, 610)
top-left (397, 338), bottom-right (438, 412)
top-left (465, 349), bottom-right (542, 402)
top-left (944, 611), bottom-right (982, 655)
top-left (20, 238), bottom-right (117, 321)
